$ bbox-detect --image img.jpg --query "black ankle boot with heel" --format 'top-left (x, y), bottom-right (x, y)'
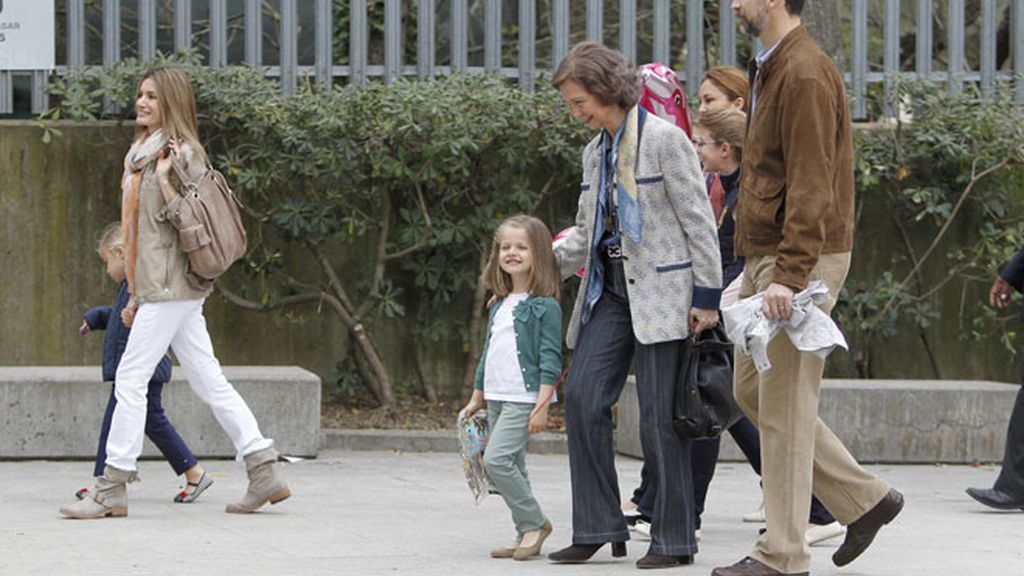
top-left (548, 541), bottom-right (627, 564)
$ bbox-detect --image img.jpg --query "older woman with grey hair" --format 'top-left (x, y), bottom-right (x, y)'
top-left (548, 42), bottom-right (722, 569)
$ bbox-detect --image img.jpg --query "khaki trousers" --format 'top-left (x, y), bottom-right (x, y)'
top-left (733, 253), bottom-right (891, 574)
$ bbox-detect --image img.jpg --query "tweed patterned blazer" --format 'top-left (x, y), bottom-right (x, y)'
top-left (555, 111), bottom-right (722, 349)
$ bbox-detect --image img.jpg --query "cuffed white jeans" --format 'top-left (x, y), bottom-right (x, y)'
top-left (106, 298), bottom-right (273, 472)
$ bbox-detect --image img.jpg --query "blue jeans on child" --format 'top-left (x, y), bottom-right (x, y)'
top-left (93, 381), bottom-right (197, 477)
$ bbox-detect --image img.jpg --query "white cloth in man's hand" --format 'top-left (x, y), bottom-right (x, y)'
top-left (721, 280), bottom-right (847, 373)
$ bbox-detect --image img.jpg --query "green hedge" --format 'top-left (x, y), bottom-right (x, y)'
top-left (39, 56), bottom-right (1024, 402)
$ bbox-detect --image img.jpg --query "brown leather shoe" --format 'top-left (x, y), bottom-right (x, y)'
top-left (710, 557), bottom-right (806, 576)
top-left (636, 552), bottom-right (693, 569)
top-left (832, 488), bottom-right (904, 567)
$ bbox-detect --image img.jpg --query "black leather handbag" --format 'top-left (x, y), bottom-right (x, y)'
top-left (672, 324), bottom-right (743, 440)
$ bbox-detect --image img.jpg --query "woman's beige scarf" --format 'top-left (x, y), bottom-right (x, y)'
top-left (120, 129), bottom-right (166, 296)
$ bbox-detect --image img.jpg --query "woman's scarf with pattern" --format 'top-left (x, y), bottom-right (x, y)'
top-left (614, 105), bottom-right (642, 242)
top-left (120, 129), bottom-right (166, 296)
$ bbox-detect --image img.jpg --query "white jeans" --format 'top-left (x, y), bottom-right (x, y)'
top-left (106, 299), bottom-right (273, 472)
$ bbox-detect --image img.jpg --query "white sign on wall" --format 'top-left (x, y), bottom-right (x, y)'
top-left (0, 1), bottom-right (56, 70)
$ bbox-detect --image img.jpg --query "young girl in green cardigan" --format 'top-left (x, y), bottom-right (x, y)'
top-left (461, 215), bottom-right (562, 561)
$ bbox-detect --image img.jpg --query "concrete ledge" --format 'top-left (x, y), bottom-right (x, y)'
top-left (616, 378), bottom-right (1018, 464)
top-left (0, 366), bottom-right (321, 459)
top-left (320, 428), bottom-right (568, 454)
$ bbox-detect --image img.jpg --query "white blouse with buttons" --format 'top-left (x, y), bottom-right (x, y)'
top-left (482, 292), bottom-right (538, 404)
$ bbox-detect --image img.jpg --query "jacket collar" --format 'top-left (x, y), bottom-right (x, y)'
top-left (752, 24), bottom-right (812, 78)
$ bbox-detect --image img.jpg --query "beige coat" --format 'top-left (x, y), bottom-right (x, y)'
top-left (132, 143), bottom-right (213, 304)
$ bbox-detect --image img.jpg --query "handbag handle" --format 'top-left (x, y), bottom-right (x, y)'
top-left (689, 324), bottom-right (733, 353)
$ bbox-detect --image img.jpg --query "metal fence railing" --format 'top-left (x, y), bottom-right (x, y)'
top-left (2, 1), bottom-right (1022, 118)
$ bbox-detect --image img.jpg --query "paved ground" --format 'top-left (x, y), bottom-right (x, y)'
top-left (1, 450), bottom-right (1022, 576)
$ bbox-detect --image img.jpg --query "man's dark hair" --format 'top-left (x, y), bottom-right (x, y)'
top-left (785, 0), bottom-right (805, 15)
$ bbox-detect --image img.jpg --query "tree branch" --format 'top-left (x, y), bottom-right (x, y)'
top-left (307, 239), bottom-right (358, 313)
top-left (871, 153), bottom-right (1014, 324)
top-left (383, 180), bottom-right (434, 261)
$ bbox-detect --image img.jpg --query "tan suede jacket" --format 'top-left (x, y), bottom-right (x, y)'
top-left (132, 143), bottom-right (213, 304)
top-left (735, 25), bottom-right (855, 291)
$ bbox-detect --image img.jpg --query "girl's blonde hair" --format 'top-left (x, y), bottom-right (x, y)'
top-left (483, 215), bottom-right (561, 299)
top-left (696, 107), bottom-right (747, 162)
top-left (96, 222), bottom-right (124, 255)
top-left (134, 67), bottom-right (208, 164)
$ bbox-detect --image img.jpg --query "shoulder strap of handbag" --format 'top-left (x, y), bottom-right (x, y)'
top-left (170, 155), bottom-right (205, 197)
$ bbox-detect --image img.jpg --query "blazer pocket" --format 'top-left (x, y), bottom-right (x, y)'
top-left (656, 261), bottom-right (693, 273)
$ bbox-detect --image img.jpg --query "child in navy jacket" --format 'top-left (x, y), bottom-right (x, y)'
top-left (76, 223), bottom-right (211, 504)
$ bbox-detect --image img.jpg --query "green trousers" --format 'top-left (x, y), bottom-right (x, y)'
top-left (484, 400), bottom-right (547, 536)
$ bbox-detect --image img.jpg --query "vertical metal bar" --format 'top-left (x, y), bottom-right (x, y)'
top-left (586, 0), bottom-right (602, 43)
top-left (719, 0), bottom-right (736, 66)
top-left (883, 0), bottom-right (900, 117)
top-left (1016, 0), bottom-right (1024, 102)
top-left (948, 0), bottom-right (964, 93)
top-left (915, 0), bottom-right (932, 77)
top-left (245, 0), bottom-right (261, 65)
top-left (316, 0), bottom-right (333, 88)
top-left (103, 0), bottom-right (121, 114)
top-left (384, 0), bottom-right (402, 82)
top-left (852, 0), bottom-right (868, 119)
top-left (652, 0), bottom-right (670, 65)
top-left (351, 0), bottom-right (368, 84)
top-left (210, 0), bottom-right (227, 67)
top-left (68, 0), bottom-right (86, 67)
top-left (552, 0), bottom-right (569, 70)
top-left (686, 0), bottom-right (704, 100)
top-left (0, 72), bottom-right (11, 115)
top-left (519, 0), bottom-right (536, 90)
top-left (418, 0), bottom-right (436, 80)
top-left (138, 0), bottom-right (156, 60)
top-left (32, 71), bottom-right (49, 114)
top-left (175, 0), bottom-right (192, 52)
top-left (281, 0), bottom-right (298, 93)
top-left (980, 0), bottom-right (996, 99)
top-left (484, 0), bottom-right (501, 72)
top-left (619, 0), bottom-right (636, 63)
top-left (451, 0), bottom-right (468, 72)
top-left (103, 0), bottom-right (121, 67)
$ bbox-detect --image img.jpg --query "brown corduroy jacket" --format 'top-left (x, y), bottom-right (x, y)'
top-left (734, 25), bottom-right (855, 291)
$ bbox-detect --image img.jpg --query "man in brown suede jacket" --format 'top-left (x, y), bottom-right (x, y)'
top-left (713, 2), bottom-right (904, 576)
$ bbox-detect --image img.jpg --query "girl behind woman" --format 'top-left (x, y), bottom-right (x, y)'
top-left (61, 67), bottom-right (288, 519)
top-left (77, 223), bottom-right (211, 505)
top-left (461, 215), bottom-right (561, 561)
top-left (699, 65), bottom-right (749, 115)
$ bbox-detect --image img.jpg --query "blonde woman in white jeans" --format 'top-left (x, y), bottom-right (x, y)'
top-left (60, 66), bottom-right (289, 519)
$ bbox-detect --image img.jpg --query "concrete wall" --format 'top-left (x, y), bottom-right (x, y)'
top-left (616, 377), bottom-right (1017, 464)
top-left (0, 366), bottom-right (321, 458)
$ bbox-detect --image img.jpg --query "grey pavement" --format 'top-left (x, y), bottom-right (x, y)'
top-left (1, 450), bottom-right (1022, 576)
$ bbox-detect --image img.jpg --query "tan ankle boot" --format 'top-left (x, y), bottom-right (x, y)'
top-left (225, 446), bottom-right (291, 514)
top-left (59, 466), bottom-right (137, 519)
